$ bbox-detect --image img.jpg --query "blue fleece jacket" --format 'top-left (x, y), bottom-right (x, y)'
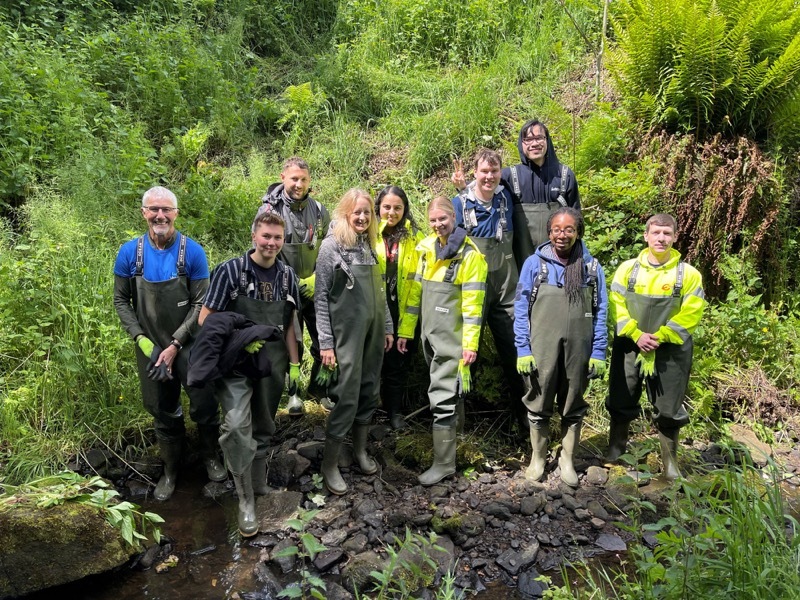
top-left (513, 241), bottom-right (607, 360)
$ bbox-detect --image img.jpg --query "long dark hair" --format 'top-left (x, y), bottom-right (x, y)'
top-left (375, 185), bottom-right (416, 238)
top-left (547, 207), bottom-right (585, 305)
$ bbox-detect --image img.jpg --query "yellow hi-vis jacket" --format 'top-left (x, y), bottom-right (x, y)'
top-left (376, 219), bottom-right (424, 319)
top-left (398, 233), bottom-right (488, 352)
top-left (610, 248), bottom-right (705, 345)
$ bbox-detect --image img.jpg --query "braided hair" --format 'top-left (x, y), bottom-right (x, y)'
top-left (547, 207), bottom-right (585, 305)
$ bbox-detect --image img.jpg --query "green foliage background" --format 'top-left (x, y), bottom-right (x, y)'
top-left (1, 0), bottom-right (799, 486)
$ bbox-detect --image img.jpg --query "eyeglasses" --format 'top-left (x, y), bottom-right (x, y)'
top-left (144, 206), bottom-right (177, 215)
top-left (522, 135), bottom-right (546, 145)
top-left (550, 227), bottom-right (576, 236)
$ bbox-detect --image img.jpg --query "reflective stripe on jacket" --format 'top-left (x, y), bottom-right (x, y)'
top-left (398, 233), bottom-right (488, 352)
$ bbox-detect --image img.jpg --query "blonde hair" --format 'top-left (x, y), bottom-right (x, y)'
top-left (427, 196), bottom-right (456, 217)
top-left (331, 188), bottom-right (378, 248)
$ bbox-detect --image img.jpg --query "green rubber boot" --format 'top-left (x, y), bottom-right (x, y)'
top-left (658, 428), bottom-right (683, 481)
top-left (198, 426), bottom-right (227, 482)
top-left (525, 426), bottom-right (549, 482)
top-left (321, 437), bottom-right (347, 495)
top-left (558, 422), bottom-right (582, 488)
top-left (232, 469), bottom-right (258, 537)
top-left (419, 427), bottom-right (457, 486)
top-left (154, 439), bottom-right (182, 501)
top-left (251, 456), bottom-right (272, 495)
top-left (352, 423), bottom-right (378, 475)
top-left (605, 420), bottom-right (630, 464)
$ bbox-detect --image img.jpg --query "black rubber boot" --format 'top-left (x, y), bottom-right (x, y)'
top-left (154, 439), bottom-right (182, 501)
top-left (383, 386), bottom-right (408, 431)
top-left (525, 426), bottom-right (548, 482)
top-left (232, 469), bottom-right (258, 537)
top-left (321, 438), bottom-right (347, 495)
top-left (558, 422), bottom-right (581, 488)
top-left (419, 427), bottom-right (457, 486)
top-left (658, 428), bottom-right (683, 481)
top-left (605, 420), bottom-right (630, 464)
top-left (352, 423), bottom-right (378, 475)
top-left (251, 456), bottom-right (272, 495)
top-left (198, 426), bottom-right (227, 482)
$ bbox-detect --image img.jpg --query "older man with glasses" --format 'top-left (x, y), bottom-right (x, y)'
top-left (113, 186), bottom-right (226, 500)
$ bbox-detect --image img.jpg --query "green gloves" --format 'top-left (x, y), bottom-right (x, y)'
top-left (315, 364), bottom-right (339, 388)
top-left (136, 335), bottom-right (155, 357)
top-left (244, 340), bottom-right (265, 354)
top-left (635, 351), bottom-right (656, 378)
top-left (299, 274), bottom-right (316, 300)
top-left (288, 362), bottom-right (301, 393)
top-left (587, 358), bottom-right (607, 380)
top-left (457, 359), bottom-right (471, 395)
top-left (516, 355), bottom-right (536, 375)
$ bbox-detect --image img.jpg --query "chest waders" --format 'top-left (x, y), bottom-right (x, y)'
top-left (524, 281), bottom-right (593, 486)
top-left (321, 261), bottom-right (385, 495)
top-left (132, 235), bottom-right (221, 500)
top-left (462, 197), bottom-right (524, 425)
top-left (508, 164), bottom-right (570, 269)
top-left (607, 262), bottom-right (692, 431)
top-left (218, 267), bottom-right (290, 537)
top-left (132, 235), bottom-right (217, 439)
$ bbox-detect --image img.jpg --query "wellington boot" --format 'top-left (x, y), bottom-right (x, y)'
top-left (286, 393), bottom-right (304, 416)
top-left (198, 426), bottom-right (227, 482)
top-left (251, 457), bottom-right (272, 495)
top-left (604, 420), bottom-right (630, 464)
top-left (658, 428), bottom-right (683, 481)
top-left (419, 427), bottom-right (457, 486)
top-left (389, 413), bottom-right (408, 431)
top-left (558, 422), bottom-right (582, 488)
top-left (352, 423), bottom-right (378, 475)
top-left (154, 439), bottom-right (182, 501)
top-left (232, 470), bottom-right (258, 537)
top-left (321, 438), bottom-right (348, 495)
top-left (455, 399), bottom-right (465, 434)
top-left (525, 427), bottom-right (548, 482)
top-left (383, 387), bottom-right (408, 431)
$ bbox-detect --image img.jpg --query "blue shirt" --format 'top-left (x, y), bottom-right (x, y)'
top-left (114, 232), bottom-right (209, 282)
top-left (452, 185), bottom-right (514, 239)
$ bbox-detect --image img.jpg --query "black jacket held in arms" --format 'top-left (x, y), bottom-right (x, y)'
top-left (187, 312), bottom-right (282, 387)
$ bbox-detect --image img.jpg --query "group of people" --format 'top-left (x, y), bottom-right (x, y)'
top-left (114, 121), bottom-right (705, 538)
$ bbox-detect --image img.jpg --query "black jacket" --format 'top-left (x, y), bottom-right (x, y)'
top-left (187, 312), bottom-right (281, 387)
top-left (501, 119), bottom-right (581, 208)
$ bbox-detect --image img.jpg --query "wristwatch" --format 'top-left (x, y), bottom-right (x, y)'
top-left (170, 339), bottom-right (183, 351)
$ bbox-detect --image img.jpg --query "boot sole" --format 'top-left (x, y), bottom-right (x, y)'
top-left (418, 469), bottom-right (455, 486)
top-left (324, 481), bottom-right (347, 495)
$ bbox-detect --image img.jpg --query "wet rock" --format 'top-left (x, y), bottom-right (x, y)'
top-left (325, 581), bottom-right (355, 600)
top-left (520, 492), bottom-right (547, 516)
top-left (586, 500), bottom-right (611, 521)
top-left (590, 518), bottom-right (606, 529)
top-left (573, 508), bottom-right (591, 521)
top-left (322, 528), bottom-right (348, 547)
top-left (730, 423), bottom-right (772, 467)
top-left (518, 568), bottom-right (548, 599)
top-left (561, 494), bottom-right (583, 511)
top-left (352, 498), bottom-right (381, 518)
top-left (462, 492), bottom-right (481, 509)
top-left (313, 548), bottom-right (345, 572)
top-left (342, 533), bottom-right (368, 554)
top-left (586, 466), bottom-right (609, 486)
top-left (595, 533), bottom-right (627, 552)
top-left (386, 506), bottom-right (416, 528)
top-left (362, 512), bottom-right (384, 529)
top-left (136, 543), bottom-right (161, 570)
top-left (296, 441), bottom-right (324, 461)
top-left (643, 531), bottom-right (659, 548)
top-left (268, 451), bottom-right (311, 486)
top-left (85, 448), bottom-right (109, 470)
top-left (255, 491), bottom-right (303, 532)
top-left (495, 542), bottom-right (539, 575)
top-left (484, 502), bottom-right (512, 520)
top-left (412, 513), bottom-right (433, 527)
top-left (341, 551), bottom-right (385, 593)
top-left (0, 501), bottom-right (137, 597)
top-left (271, 538), bottom-right (296, 573)
top-left (126, 478), bottom-right (151, 499)
top-left (202, 480), bottom-right (230, 500)
top-left (253, 562), bottom-right (282, 597)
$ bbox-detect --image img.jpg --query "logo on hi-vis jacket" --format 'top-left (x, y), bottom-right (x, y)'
top-left (435, 306), bottom-right (450, 314)
top-left (662, 284), bottom-right (671, 291)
